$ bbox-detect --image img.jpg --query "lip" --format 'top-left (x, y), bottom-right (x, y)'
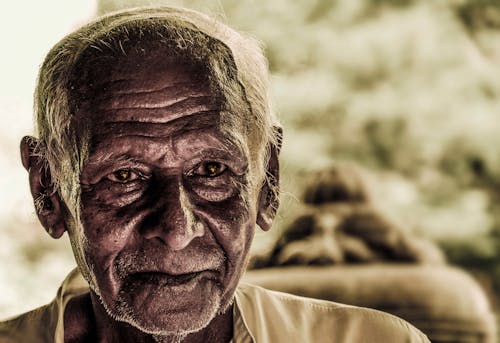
top-left (128, 270), bottom-right (218, 290)
top-left (134, 271), bottom-right (201, 285)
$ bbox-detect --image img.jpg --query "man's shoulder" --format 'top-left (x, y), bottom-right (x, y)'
top-left (0, 303), bottom-right (58, 343)
top-left (236, 283), bottom-right (430, 343)
top-left (0, 268), bottom-right (88, 343)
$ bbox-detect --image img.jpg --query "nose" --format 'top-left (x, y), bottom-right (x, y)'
top-left (142, 183), bottom-right (204, 251)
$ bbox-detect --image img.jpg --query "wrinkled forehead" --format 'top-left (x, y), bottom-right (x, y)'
top-left (71, 42), bottom-right (216, 108)
top-left (71, 46), bottom-right (252, 162)
top-left (76, 49), bottom-right (217, 117)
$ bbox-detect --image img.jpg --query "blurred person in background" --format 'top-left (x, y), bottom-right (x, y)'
top-left (0, 6), bottom-right (428, 343)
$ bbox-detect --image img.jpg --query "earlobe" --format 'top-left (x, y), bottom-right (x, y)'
top-left (256, 127), bottom-right (282, 232)
top-left (256, 193), bottom-right (277, 231)
top-left (20, 136), bottom-right (67, 239)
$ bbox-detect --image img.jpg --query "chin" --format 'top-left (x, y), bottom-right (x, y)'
top-left (119, 295), bottom-right (222, 335)
top-left (105, 279), bottom-right (226, 335)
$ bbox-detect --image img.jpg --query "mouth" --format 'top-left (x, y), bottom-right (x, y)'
top-left (130, 271), bottom-right (209, 287)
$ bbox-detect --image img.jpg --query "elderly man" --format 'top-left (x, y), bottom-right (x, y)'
top-left (1, 7), bottom-right (428, 343)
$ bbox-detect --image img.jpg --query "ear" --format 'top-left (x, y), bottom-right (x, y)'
top-left (20, 136), bottom-right (67, 239)
top-left (256, 127), bottom-right (282, 231)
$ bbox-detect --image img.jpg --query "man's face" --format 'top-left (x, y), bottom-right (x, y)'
top-left (72, 51), bottom-right (260, 334)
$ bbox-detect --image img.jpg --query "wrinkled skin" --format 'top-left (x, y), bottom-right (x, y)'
top-left (21, 50), bottom-right (279, 342)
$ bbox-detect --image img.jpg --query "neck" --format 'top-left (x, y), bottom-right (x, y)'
top-left (64, 290), bottom-right (233, 343)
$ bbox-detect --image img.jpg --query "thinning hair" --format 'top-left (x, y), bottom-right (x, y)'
top-left (34, 6), bottom-right (281, 210)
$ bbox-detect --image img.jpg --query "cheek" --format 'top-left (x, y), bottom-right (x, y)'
top-left (193, 191), bottom-right (256, 258)
top-left (79, 193), bottom-right (143, 259)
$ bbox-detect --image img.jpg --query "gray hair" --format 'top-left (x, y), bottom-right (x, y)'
top-left (34, 6), bottom-right (281, 211)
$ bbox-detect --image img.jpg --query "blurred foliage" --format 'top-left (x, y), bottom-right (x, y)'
top-left (215, 0), bottom-right (500, 296)
top-left (455, 0), bottom-right (500, 30)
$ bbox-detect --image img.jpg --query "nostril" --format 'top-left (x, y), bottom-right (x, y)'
top-left (154, 236), bottom-right (166, 245)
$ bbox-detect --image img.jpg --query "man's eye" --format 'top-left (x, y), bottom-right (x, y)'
top-left (194, 162), bottom-right (227, 177)
top-left (107, 169), bottom-right (138, 183)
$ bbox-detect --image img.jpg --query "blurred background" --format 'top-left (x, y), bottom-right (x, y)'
top-left (1, 0), bottom-right (500, 339)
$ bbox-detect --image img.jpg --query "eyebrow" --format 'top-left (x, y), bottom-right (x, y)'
top-left (85, 152), bottom-right (144, 166)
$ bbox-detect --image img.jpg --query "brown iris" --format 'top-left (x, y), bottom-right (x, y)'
top-left (196, 162), bottom-right (225, 177)
top-left (113, 169), bottom-right (132, 183)
top-left (206, 162), bottom-right (221, 176)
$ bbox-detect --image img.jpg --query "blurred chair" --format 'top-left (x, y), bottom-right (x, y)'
top-left (246, 165), bottom-right (496, 343)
